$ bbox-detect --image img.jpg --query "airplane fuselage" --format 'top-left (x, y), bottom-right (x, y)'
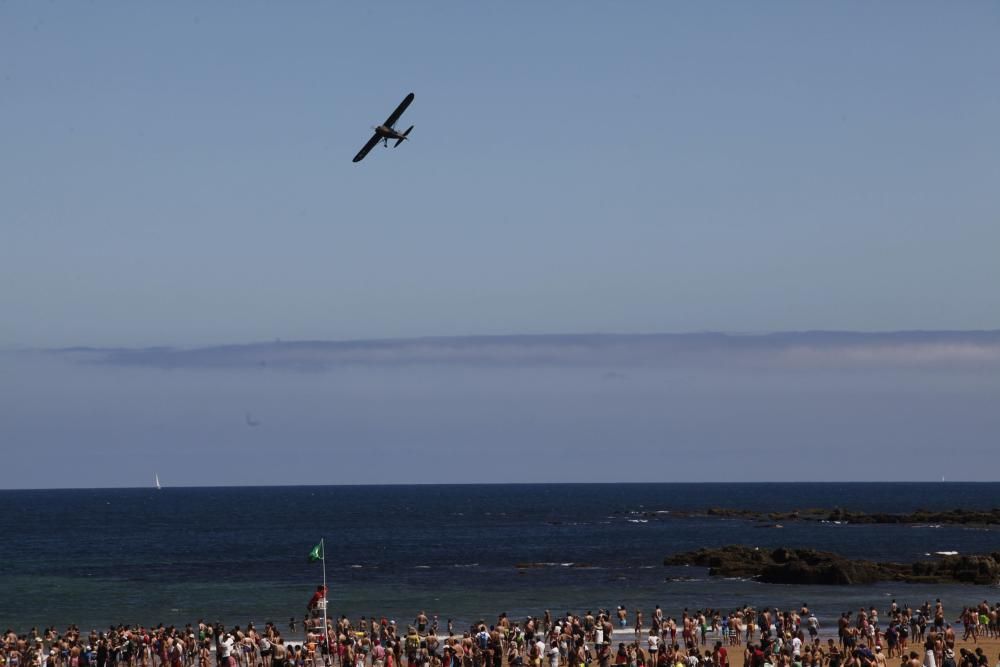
top-left (375, 124), bottom-right (407, 140)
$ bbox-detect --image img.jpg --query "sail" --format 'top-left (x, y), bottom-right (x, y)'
top-left (155, 473), bottom-right (162, 490)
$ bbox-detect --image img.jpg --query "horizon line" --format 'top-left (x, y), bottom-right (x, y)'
top-left (1, 480), bottom-right (991, 492)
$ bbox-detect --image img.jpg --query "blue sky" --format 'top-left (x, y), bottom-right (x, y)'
top-left (2, 2), bottom-right (999, 347)
top-left (3, 4), bottom-right (1000, 488)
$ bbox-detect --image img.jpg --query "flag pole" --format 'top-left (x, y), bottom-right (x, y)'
top-left (321, 537), bottom-right (329, 661)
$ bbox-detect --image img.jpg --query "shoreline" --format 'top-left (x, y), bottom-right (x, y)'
top-left (7, 622), bottom-right (1000, 667)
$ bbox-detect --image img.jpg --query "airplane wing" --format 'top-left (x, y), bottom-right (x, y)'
top-left (382, 92), bottom-right (414, 128)
top-left (352, 133), bottom-right (381, 163)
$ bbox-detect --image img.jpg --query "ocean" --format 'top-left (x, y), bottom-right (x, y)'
top-left (1, 483), bottom-right (998, 633)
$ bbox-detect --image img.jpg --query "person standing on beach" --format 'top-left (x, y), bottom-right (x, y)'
top-left (221, 634), bottom-right (236, 667)
top-left (791, 632), bottom-right (802, 660)
top-left (945, 623), bottom-right (958, 650)
top-left (199, 640), bottom-right (212, 667)
top-left (547, 643), bottom-right (560, 667)
top-left (597, 643), bottom-right (611, 667)
top-left (925, 639), bottom-right (938, 667)
top-left (406, 629), bottom-right (421, 666)
top-left (806, 615), bottom-right (819, 643)
top-left (713, 642), bottom-right (728, 667)
top-left (962, 610), bottom-right (977, 644)
top-left (603, 617), bottom-right (614, 649)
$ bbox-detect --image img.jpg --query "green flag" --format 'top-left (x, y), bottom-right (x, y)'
top-left (308, 540), bottom-right (324, 563)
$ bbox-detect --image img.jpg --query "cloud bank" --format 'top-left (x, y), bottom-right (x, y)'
top-left (5, 330), bottom-right (999, 487)
top-left (50, 330), bottom-right (1000, 370)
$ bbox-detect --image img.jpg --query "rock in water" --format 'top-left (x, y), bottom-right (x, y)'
top-left (664, 546), bottom-right (1000, 585)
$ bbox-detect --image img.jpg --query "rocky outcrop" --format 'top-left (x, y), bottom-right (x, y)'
top-left (623, 507), bottom-right (1000, 525)
top-left (822, 508), bottom-right (1000, 525)
top-left (908, 553), bottom-right (1000, 584)
top-left (702, 507), bottom-right (1000, 524)
top-left (664, 545), bottom-right (1000, 585)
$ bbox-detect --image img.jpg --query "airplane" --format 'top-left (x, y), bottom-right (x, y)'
top-left (352, 92), bottom-right (414, 163)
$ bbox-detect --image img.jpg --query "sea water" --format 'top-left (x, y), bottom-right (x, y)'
top-left (1, 483), bottom-right (998, 632)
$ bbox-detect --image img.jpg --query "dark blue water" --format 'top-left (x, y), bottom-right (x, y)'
top-left (2, 483), bottom-right (998, 633)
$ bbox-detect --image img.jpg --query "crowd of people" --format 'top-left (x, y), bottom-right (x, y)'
top-left (2, 600), bottom-right (999, 667)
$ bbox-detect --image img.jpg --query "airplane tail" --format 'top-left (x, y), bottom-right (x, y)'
top-left (394, 125), bottom-right (414, 148)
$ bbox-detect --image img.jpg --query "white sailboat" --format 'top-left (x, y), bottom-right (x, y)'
top-left (155, 473), bottom-right (162, 490)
